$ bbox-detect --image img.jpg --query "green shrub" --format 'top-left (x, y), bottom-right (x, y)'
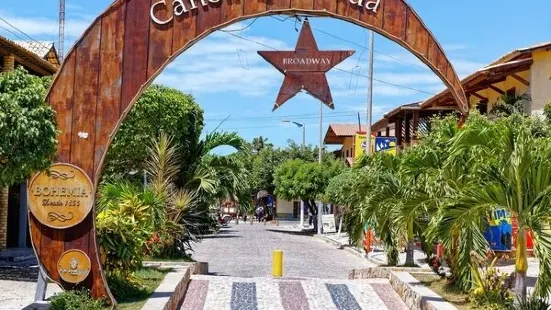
top-left (544, 101), bottom-right (551, 123)
top-left (469, 258), bottom-right (513, 309)
top-left (512, 296), bottom-right (551, 310)
top-left (49, 289), bottom-right (105, 310)
top-left (470, 290), bottom-right (512, 310)
top-left (97, 183), bottom-right (157, 278)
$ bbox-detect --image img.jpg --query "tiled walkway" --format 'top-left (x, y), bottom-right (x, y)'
top-left (190, 222), bottom-right (375, 279)
top-left (181, 275), bottom-right (408, 310)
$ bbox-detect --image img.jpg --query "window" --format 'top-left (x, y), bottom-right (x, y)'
top-left (506, 87), bottom-right (516, 98)
top-left (477, 102), bottom-right (488, 115)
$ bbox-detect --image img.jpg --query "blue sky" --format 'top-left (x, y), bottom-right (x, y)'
top-left (1, 0), bottom-right (550, 149)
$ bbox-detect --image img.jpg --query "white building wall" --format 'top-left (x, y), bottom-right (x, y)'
top-left (276, 198), bottom-right (298, 219)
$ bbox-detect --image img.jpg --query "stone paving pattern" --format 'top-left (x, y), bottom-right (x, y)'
top-left (181, 275), bottom-right (408, 310)
top-left (190, 222), bottom-right (375, 279)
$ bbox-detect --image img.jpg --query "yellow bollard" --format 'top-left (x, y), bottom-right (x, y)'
top-left (272, 250), bottom-right (283, 278)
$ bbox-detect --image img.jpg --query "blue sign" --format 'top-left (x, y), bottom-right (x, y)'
top-left (374, 137), bottom-right (398, 154)
top-left (483, 208), bottom-right (512, 251)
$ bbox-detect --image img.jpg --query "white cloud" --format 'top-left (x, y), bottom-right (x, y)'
top-left (0, 12), bottom-right (91, 39)
top-left (157, 31), bottom-right (293, 97)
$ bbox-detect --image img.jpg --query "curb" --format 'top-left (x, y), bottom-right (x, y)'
top-left (141, 266), bottom-right (191, 310)
top-left (313, 235), bottom-right (383, 266)
top-left (349, 267), bottom-right (456, 310)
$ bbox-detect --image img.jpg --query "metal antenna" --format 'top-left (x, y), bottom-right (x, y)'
top-left (58, 0), bottom-right (65, 62)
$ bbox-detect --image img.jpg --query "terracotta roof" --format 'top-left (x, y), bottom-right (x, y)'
top-left (329, 124), bottom-right (366, 136)
top-left (491, 41), bottom-right (551, 66)
top-left (421, 41), bottom-right (550, 109)
top-left (324, 124), bottom-right (366, 145)
top-left (421, 58), bottom-right (534, 109)
top-left (0, 35), bottom-right (57, 75)
top-left (13, 41), bottom-right (55, 58)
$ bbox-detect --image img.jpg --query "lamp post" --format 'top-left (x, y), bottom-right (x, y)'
top-left (282, 120), bottom-right (307, 228)
top-left (282, 120), bottom-right (306, 147)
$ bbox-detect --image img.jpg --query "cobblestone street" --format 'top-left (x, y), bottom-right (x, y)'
top-left (190, 221), bottom-right (375, 279)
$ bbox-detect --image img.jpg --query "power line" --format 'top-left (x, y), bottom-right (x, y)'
top-left (269, 15), bottom-right (429, 71)
top-left (205, 111), bottom-right (358, 122)
top-left (0, 17), bottom-right (52, 52)
top-left (221, 31), bottom-right (437, 96)
top-left (0, 24), bottom-right (27, 41)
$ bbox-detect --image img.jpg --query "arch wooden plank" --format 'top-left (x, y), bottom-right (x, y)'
top-left (37, 219), bottom-right (64, 283)
top-left (222, 0), bottom-right (244, 23)
top-left (66, 19), bottom-right (105, 298)
top-left (148, 0), bottom-right (174, 77)
top-left (70, 22), bottom-right (101, 178)
top-left (47, 51), bottom-right (76, 163)
top-left (313, 0), bottom-right (337, 14)
top-left (382, 0), bottom-right (407, 41)
top-left (405, 8), bottom-right (428, 59)
top-left (94, 3), bottom-right (127, 177)
top-left (336, 0), bottom-right (350, 16)
top-left (268, 0), bottom-right (291, 11)
top-left (196, 2), bottom-right (223, 37)
top-left (292, 0), bottom-right (314, 10)
top-left (37, 0), bottom-right (469, 303)
top-left (172, 10), bottom-right (198, 55)
top-left (358, 4), bottom-right (383, 28)
top-left (120, 0), bottom-right (151, 113)
top-left (244, 0), bottom-right (265, 15)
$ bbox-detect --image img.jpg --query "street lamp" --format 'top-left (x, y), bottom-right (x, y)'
top-left (282, 120), bottom-right (306, 148)
top-left (282, 119), bottom-right (308, 228)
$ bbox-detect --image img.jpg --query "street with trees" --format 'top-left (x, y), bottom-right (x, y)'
top-left (324, 102), bottom-right (551, 307)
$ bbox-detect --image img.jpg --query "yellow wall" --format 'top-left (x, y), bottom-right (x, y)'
top-left (473, 70), bottom-right (530, 112)
top-left (469, 50), bottom-right (551, 115)
top-left (342, 137), bottom-right (354, 158)
top-left (530, 50), bottom-right (551, 113)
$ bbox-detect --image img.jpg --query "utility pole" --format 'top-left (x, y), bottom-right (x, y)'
top-left (317, 102), bottom-right (323, 235)
top-left (58, 0), bottom-right (65, 62)
top-left (366, 31), bottom-right (375, 155)
top-left (319, 102), bottom-right (323, 164)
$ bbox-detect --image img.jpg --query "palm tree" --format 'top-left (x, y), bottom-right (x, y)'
top-left (179, 131), bottom-right (248, 195)
top-left (444, 116), bottom-right (551, 303)
top-left (489, 93), bottom-right (531, 117)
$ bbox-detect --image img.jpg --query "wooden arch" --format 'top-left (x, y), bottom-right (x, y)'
top-left (34, 0), bottom-right (468, 303)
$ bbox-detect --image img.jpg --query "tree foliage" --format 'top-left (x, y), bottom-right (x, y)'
top-left (325, 109), bottom-right (551, 303)
top-left (103, 85), bottom-right (204, 182)
top-left (0, 66), bottom-right (57, 186)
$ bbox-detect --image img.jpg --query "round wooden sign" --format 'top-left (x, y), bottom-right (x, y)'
top-left (28, 163), bottom-right (94, 229)
top-left (57, 249), bottom-right (91, 283)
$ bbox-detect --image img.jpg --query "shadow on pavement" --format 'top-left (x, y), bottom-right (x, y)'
top-left (265, 229), bottom-right (314, 236)
top-left (201, 235), bottom-right (242, 239)
top-left (216, 229), bottom-right (238, 234)
top-left (0, 266), bottom-right (39, 282)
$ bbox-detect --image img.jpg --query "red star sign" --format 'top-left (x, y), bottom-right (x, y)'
top-left (258, 20), bottom-right (355, 111)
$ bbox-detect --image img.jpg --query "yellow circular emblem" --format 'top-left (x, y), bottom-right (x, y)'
top-left (28, 163), bottom-right (94, 229)
top-left (57, 249), bottom-right (92, 284)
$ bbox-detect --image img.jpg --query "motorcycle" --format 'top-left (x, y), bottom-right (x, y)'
top-left (217, 214), bottom-right (232, 227)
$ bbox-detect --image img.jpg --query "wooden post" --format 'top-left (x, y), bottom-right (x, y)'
top-left (412, 111), bottom-right (420, 141)
top-left (405, 113), bottom-right (411, 144)
top-left (396, 118), bottom-right (403, 149)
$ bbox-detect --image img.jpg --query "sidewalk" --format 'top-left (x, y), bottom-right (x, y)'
top-left (316, 231), bottom-right (542, 293)
top-left (316, 232), bottom-right (429, 268)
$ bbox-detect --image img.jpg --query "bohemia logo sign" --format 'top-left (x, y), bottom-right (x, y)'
top-left (151, 0), bottom-right (382, 25)
top-left (28, 163), bottom-right (94, 229)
